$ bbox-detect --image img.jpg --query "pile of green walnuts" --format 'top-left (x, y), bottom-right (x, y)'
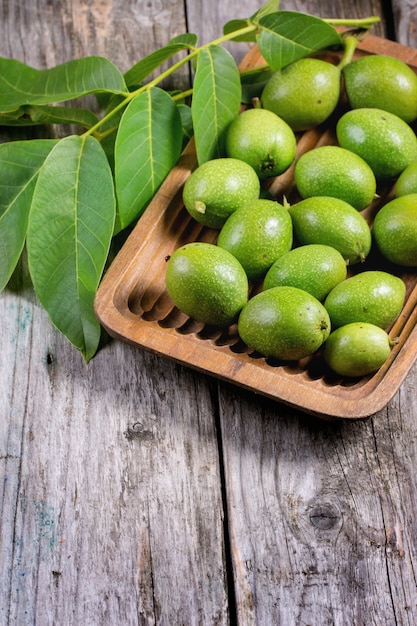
top-left (165, 51), bottom-right (417, 378)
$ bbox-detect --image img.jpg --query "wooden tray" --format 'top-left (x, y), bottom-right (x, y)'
top-left (94, 34), bottom-right (417, 420)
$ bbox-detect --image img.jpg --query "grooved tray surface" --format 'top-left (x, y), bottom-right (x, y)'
top-left (94, 35), bottom-right (417, 419)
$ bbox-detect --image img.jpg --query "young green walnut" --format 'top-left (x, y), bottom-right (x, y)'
top-left (287, 196), bottom-right (372, 265)
top-left (324, 270), bottom-right (406, 330)
top-left (395, 161), bottom-right (417, 196)
top-left (373, 194), bottom-right (417, 267)
top-left (263, 243), bottom-right (347, 302)
top-left (323, 322), bottom-right (395, 378)
top-left (165, 242), bottom-right (248, 327)
top-left (261, 57), bottom-right (341, 131)
top-left (182, 157), bottom-right (260, 229)
top-left (225, 108), bottom-right (297, 179)
top-left (336, 108), bottom-right (417, 181)
top-left (237, 286), bottom-right (331, 361)
top-left (342, 54), bottom-right (417, 123)
top-left (216, 199), bottom-right (293, 282)
top-left (294, 145), bottom-right (377, 211)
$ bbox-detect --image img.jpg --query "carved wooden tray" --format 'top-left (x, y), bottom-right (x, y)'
top-left (94, 34), bottom-right (417, 420)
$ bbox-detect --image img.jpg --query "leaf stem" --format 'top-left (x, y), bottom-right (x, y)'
top-left (337, 35), bottom-right (359, 70)
top-left (171, 88), bottom-right (193, 102)
top-left (84, 12), bottom-right (379, 140)
top-left (324, 16), bottom-right (381, 29)
top-left (83, 22), bottom-right (257, 139)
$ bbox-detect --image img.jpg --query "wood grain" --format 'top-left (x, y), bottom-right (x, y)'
top-left (0, 2), bottom-right (228, 624)
top-left (220, 383), bottom-right (417, 624)
top-left (2, 0), bottom-right (417, 625)
top-left (218, 2), bottom-right (417, 624)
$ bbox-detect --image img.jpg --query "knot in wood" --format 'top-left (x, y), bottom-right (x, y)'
top-left (308, 503), bottom-right (341, 530)
top-left (141, 0), bottom-right (163, 16)
top-left (124, 421), bottom-right (154, 443)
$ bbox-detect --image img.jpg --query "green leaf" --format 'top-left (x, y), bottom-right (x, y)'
top-left (251, 0), bottom-right (281, 20)
top-left (124, 33), bottom-right (198, 87)
top-left (177, 103), bottom-right (193, 143)
top-left (191, 45), bottom-right (241, 164)
top-left (0, 104), bottom-right (99, 128)
top-left (27, 135), bottom-right (116, 362)
top-left (223, 0), bottom-right (280, 42)
top-left (223, 19), bottom-right (256, 43)
top-left (257, 11), bottom-right (343, 70)
top-left (0, 139), bottom-right (58, 291)
top-left (240, 66), bottom-right (274, 103)
top-left (0, 56), bottom-right (128, 112)
top-left (98, 94), bottom-right (129, 133)
top-left (171, 33), bottom-right (199, 48)
top-left (114, 87), bottom-right (183, 230)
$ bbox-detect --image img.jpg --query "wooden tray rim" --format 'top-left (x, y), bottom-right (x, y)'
top-left (95, 33), bottom-right (417, 420)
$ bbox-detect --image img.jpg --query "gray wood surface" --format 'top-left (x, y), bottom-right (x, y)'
top-left (1, 1), bottom-right (417, 624)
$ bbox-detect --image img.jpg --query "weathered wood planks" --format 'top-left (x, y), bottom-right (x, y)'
top-left (1, 1), bottom-right (417, 624)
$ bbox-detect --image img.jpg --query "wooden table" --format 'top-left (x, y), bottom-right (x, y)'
top-left (1, 1), bottom-right (417, 624)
